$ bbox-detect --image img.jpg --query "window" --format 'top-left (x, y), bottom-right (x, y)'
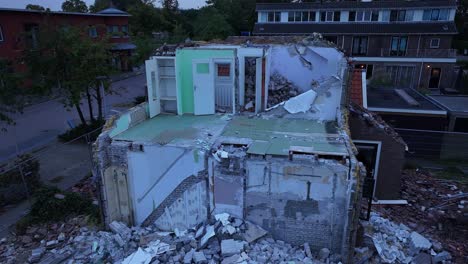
top-left (121, 25), bottom-right (128, 36)
top-left (423, 9), bottom-right (450, 21)
top-left (390, 10), bottom-right (406, 22)
top-left (267, 12), bottom-right (281, 22)
top-left (288, 11), bottom-right (316, 22)
top-left (88, 26), bottom-right (98, 38)
top-left (430, 38), bottom-right (440, 48)
top-left (217, 64), bottom-right (230, 77)
top-left (382, 10), bottom-right (390, 22)
top-left (349, 11), bottom-right (379, 22)
top-left (107, 25), bottom-right (120, 37)
top-left (390, 36), bottom-right (408, 56)
top-left (320, 11), bottom-right (340, 22)
top-left (352, 36), bottom-right (368, 55)
top-left (259, 12), bottom-right (267, 22)
top-left (0, 25), bottom-right (3, 42)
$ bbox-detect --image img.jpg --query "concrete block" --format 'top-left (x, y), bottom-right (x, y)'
top-left (109, 221), bottom-right (131, 239)
top-left (241, 222), bottom-right (267, 243)
top-left (433, 251), bottom-right (451, 263)
top-left (193, 251), bottom-right (207, 263)
top-left (318, 248), bottom-right (330, 260)
top-left (221, 254), bottom-right (242, 264)
top-left (221, 239), bottom-right (245, 257)
top-left (184, 249), bottom-right (195, 264)
top-left (410, 232), bottom-right (432, 251)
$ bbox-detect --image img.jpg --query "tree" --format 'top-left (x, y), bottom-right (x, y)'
top-left (160, 0), bottom-right (178, 12)
top-left (25, 4), bottom-right (46, 11)
top-left (62, 0), bottom-right (89, 13)
top-left (205, 0), bottom-right (256, 34)
top-left (0, 59), bottom-right (24, 131)
top-left (127, 1), bottom-right (163, 36)
top-left (23, 24), bottom-right (114, 127)
top-left (193, 7), bottom-right (233, 41)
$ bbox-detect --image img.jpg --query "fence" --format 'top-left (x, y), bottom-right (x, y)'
top-left (0, 126), bottom-right (103, 208)
top-left (395, 128), bottom-right (468, 160)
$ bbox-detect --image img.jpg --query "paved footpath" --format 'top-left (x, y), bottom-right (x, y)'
top-left (0, 73), bottom-right (146, 238)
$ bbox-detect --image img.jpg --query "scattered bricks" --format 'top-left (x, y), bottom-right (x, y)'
top-left (29, 247), bottom-right (45, 263)
top-left (318, 248), bottom-right (330, 260)
top-left (221, 254), bottom-right (242, 264)
top-left (221, 239), bottom-right (245, 257)
top-left (109, 221), bottom-right (131, 240)
top-left (410, 232), bottom-right (432, 251)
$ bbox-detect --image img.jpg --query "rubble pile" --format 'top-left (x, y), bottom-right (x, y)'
top-left (267, 72), bottom-right (301, 108)
top-left (373, 170), bottom-right (467, 263)
top-left (243, 58), bottom-right (256, 111)
top-left (0, 213), bottom-right (343, 264)
top-left (356, 213), bottom-right (454, 264)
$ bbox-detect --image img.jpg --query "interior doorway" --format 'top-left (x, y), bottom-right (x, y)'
top-left (429, 68), bottom-right (441, 89)
top-left (354, 140), bottom-right (382, 198)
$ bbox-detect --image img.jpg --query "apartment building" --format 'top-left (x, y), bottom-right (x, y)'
top-left (0, 7), bottom-right (135, 72)
top-left (253, 0), bottom-right (458, 93)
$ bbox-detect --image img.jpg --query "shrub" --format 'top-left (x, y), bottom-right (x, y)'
top-left (58, 120), bottom-right (104, 142)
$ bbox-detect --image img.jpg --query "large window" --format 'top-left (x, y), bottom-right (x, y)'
top-left (121, 25), bottom-right (129, 36)
top-left (0, 25), bottom-right (3, 42)
top-left (267, 12), bottom-right (281, 22)
top-left (423, 9), bottom-right (449, 21)
top-left (389, 10), bottom-right (412, 22)
top-left (390, 36), bottom-right (408, 56)
top-left (352, 36), bottom-right (368, 55)
top-left (320, 11), bottom-right (340, 22)
top-left (288, 11), bottom-right (316, 22)
top-left (430, 38), bottom-right (440, 48)
top-left (349, 11), bottom-right (378, 22)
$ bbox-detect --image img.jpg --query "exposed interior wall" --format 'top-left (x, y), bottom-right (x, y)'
top-left (244, 158), bottom-right (350, 252)
top-left (175, 49), bottom-right (235, 114)
top-left (109, 103), bottom-right (149, 138)
top-left (126, 145), bottom-right (206, 225)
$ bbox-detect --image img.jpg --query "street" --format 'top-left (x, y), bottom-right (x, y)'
top-left (0, 74), bottom-right (146, 163)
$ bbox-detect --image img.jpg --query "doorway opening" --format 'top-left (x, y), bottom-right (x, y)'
top-left (429, 68), bottom-right (441, 89)
top-left (244, 57), bottom-right (257, 112)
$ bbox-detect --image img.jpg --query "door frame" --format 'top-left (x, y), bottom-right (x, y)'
top-left (353, 140), bottom-right (382, 197)
top-left (213, 58), bottom-right (235, 114)
top-left (428, 67), bottom-right (442, 89)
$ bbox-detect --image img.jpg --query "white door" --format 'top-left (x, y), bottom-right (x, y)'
top-left (192, 59), bottom-right (215, 115)
top-left (145, 58), bottom-right (161, 118)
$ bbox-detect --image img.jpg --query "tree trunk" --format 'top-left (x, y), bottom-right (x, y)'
top-left (86, 87), bottom-right (95, 123)
top-left (95, 81), bottom-right (103, 121)
top-left (75, 103), bottom-right (87, 126)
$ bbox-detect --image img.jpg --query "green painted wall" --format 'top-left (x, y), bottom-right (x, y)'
top-left (176, 49), bottom-right (235, 114)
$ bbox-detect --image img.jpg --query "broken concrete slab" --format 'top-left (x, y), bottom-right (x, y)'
top-left (433, 251), bottom-right (451, 263)
top-left (318, 248), bottom-right (330, 260)
top-left (109, 221), bottom-right (131, 240)
top-left (121, 247), bottom-right (152, 264)
top-left (410, 231), bottom-right (432, 251)
top-left (241, 222), bottom-right (267, 243)
top-left (200, 225), bottom-right (215, 248)
top-left (193, 251), bottom-right (207, 263)
top-left (221, 239), bottom-right (245, 257)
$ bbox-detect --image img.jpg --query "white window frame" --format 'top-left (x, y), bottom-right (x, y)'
top-left (267, 11), bottom-right (281, 23)
top-left (88, 26), bottom-right (97, 38)
top-left (0, 25), bottom-right (3, 42)
top-left (321, 11), bottom-right (339, 22)
top-left (288, 11), bottom-right (315, 23)
top-left (430, 38), bottom-right (440, 49)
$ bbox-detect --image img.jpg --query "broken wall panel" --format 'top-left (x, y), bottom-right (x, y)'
top-left (126, 145), bottom-right (206, 225)
top-left (245, 159), bottom-right (350, 252)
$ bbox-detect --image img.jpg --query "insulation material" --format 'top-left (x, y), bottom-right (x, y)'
top-left (283, 90), bottom-right (318, 114)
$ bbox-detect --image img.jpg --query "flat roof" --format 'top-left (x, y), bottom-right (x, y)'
top-left (0, 7), bottom-right (130, 17)
top-left (367, 88), bottom-right (447, 115)
top-left (112, 114), bottom-right (348, 157)
top-left (256, 0), bottom-right (457, 10)
top-left (113, 114), bottom-right (230, 148)
top-left (220, 116), bottom-right (348, 157)
top-left (429, 95), bottom-right (468, 113)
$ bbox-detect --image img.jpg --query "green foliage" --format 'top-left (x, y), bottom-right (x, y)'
top-left (15, 186), bottom-right (100, 233)
top-left (58, 119), bottom-right (105, 142)
top-left (132, 35), bottom-right (159, 66)
top-left (62, 0), bottom-right (89, 13)
top-left (0, 59), bottom-right (24, 130)
top-left (193, 7), bottom-right (234, 41)
top-left (23, 23), bottom-right (114, 126)
top-left (25, 4), bottom-right (46, 11)
top-left (128, 1), bottom-right (164, 36)
top-left (160, 0), bottom-right (178, 12)
top-left (206, 0), bottom-right (256, 34)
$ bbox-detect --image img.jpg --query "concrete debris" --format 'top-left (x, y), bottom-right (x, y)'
top-left (318, 247), bottom-right (330, 260)
top-left (221, 239), bottom-right (245, 257)
top-left (357, 213), bottom-right (456, 264)
top-left (267, 71), bottom-right (301, 107)
top-left (215, 213), bottom-right (230, 226)
top-left (109, 221), bottom-right (132, 240)
top-left (283, 89), bottom-right (317, 114)
top-left (241, 221), bottom-right (267, 243)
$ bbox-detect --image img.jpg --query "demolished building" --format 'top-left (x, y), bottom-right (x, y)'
top-left (94, 36), bottom-right (366, 262)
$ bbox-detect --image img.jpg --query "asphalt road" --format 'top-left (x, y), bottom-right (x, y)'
top-left (0, 73), bottom-right (147, 163)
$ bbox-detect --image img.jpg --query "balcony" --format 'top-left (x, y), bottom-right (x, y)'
top-left (379, 48), bottom-right (457, 58)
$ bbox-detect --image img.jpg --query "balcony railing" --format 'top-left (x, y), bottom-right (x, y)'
top-left (379, 48), bottom-right (457, 58)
